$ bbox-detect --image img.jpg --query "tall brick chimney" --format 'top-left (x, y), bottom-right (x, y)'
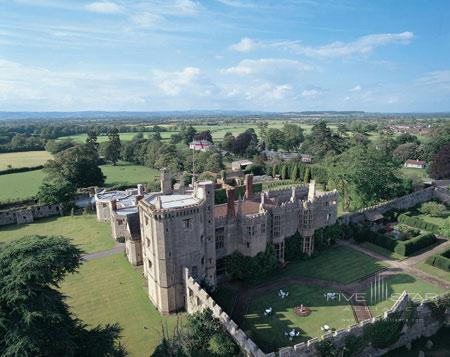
top-left (226, 187), bottom-right (236, 217)
top-left (110, 198), bottom-right (117, 211)
top-left (244, 174), bottom-right (253, 200)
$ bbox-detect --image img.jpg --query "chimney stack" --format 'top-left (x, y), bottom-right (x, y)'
top-left (110, 199), bottom-right (117, 211)
top-left (308, 180), bottom-right (316, 202)
top-left (226, 187), bottom-right (236, 217)
top-left (137, 184), bottom-right (144, 196)
top-left (244, 174), bottom-right (253, 200)
top-left (135, 195), bottom-right (144, 205)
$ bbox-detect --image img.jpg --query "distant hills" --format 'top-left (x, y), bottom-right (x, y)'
top-left (1, 110), bottom-right (449, 121)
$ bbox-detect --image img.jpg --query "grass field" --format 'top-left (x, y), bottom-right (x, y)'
top-left (268, 246), bottom-right (386, 285)
top-left (102, 161), bottom-right (160, 187)
top-left (0, 215), bottom-right (114, 254)
top-left (0, 162), bottom-right (159, 201)
top-left (243, 284), bottom-right (355, 352)
top-left (399, 167), bottom-right (430, 182)
top-left (416, 261), bottom-right (450, 282)
top-left (61, 253), bottom-right (179, 357)
top-left (0, 151), bottom-right (52, 170)
top-left (0, 169), bottom-right (45, 201)
top-left (363, 273), bottom-right (446, 316)
top-left (359, 242), bottom-right (406, 260)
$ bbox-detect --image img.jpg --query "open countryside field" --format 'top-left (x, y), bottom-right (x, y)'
top-left (61, 253), bottom-right (179, 357)
top-left (0, 151), bottom-right (52, 170)
top-left (243, 284), bottom-right (355, 352)
top-left (0, 162), bottom-right (159, 202)
top-left (0, 215), bottom-right (114, 254)
top-left (363, 273), bottom-right (446, 316)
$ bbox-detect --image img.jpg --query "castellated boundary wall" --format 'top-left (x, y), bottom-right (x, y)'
top-left (338, 187), bottom-right (450, 225)
top-left (184, 268), bottom-right (274, 357)
top-left (0, 203), bottom-right (62, 226)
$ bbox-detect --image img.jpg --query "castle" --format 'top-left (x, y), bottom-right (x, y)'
top-left (95, 169), bottom-right (338, 314)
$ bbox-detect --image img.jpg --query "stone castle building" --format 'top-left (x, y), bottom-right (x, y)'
top-left (96, 169), bottom-right (338, 314)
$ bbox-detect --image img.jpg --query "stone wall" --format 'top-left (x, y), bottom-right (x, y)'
top-left (338, 187), bottom-right (436, 224)
top-left (0, 203), bottom-right (62, 227)
top-left (184, 268), bottom-right (273, 357)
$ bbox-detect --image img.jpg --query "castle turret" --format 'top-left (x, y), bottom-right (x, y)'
top-left (226, 187), bottom-right (236, 218)
top-left (308, 180), bottom-right (316, 202)
top-left (160, 168), bottom-right (172, 194)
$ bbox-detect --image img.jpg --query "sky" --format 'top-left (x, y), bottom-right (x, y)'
top-left (0, 0), bottom-right (450, 112)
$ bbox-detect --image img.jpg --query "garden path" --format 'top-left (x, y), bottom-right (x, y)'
top-left (82, 243), bottom-right (125, 261)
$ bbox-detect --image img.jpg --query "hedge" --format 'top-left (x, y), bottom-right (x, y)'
top-left (214, 182), bottom-right (262, 205)
top-left (393, 233), bottom-right (436, 256)
top-left (365, 230), bottom-right (436, 256)
top-left (0, 165), bottom-right (44, 176)
top-left (397, 213), bottom-right (440, 234)
top-left (426, 254), bottom-right (450, 272)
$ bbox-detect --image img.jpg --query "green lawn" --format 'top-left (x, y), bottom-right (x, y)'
top-left (243, 284), bottom-right (355, 352)
top-left (359, 242), bottom-right (406, 260)
top-left (363, 273), bottom-right (447, 317)
top-left (0, 215), bottom-right (114, 254)
top-left (61, 253), bottom-right (179, 357)
top-left (0, 151), bottom-right (52, 170)
top-left (416, 211), bottom-right (450, 227)
top-left (102, 161), bottom-right (160, 187)
top-left (0, 162), bottom-right (159, 202)
top-left (416, 261), bottom-right (450, 282)
top-left (0, 169), bottom-right (45, 201)
top-left (399, 167), bottom-right (430, 182)
top-left (270, 246), bottom-right (386, 284)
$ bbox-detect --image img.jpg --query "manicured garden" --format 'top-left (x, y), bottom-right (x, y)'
top-left (101, 161), bottom-right (160, 187)
top-left (363, 273), bottom-right (446, 316)
top-left (0, 214), bottom-right (114, 254)
top-left (243, 284), bottom-right (355, 352)
top-left (61, 253), bottom-right (179, 357)
top-left (416, 261), bottom-right (450, 283)
top-left (358, 242), bottom-right (406, 260)
top-left (270, 246), bottom-right (386, 284)
top-left (0, 150), bottom-right (52, 170)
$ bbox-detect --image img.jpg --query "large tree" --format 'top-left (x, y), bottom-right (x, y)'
top-left (328, 145), bottom-right (406, 211)
top-left (392, 142), bottom-right (419, 163)
top-left (45, 145), bottom-right (105, 188)
top-left (281, 123), bottom-right (304, 151)
top-left (0, 235), bottom-right (125, 357)
top-left (302, 121), bottom-right (343, 159)
top-left (104, 128), bottom-right (121, 166)
top-left (429, 142), bottom-right (450, 179)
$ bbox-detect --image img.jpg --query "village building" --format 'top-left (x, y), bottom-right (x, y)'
top-left (404, 159), bottom-right (426, 169)
top-left (231, 159), bottom-right (253, 171)
top-left (189, 139), bottom-right (213, 151)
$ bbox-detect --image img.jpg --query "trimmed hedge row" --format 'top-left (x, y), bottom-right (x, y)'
top-left (426, 254), bottom-right (450, 272)
top-left (214, 182), bottom-right (262, 204)
top-left (366, 230), bottom-right (436, 256)
top-left (397, 213), bottom-right (440, 234)
top-left (0, 165), bottom-right (44, 176)
top-left (394, 233), bottom-right (436, 256)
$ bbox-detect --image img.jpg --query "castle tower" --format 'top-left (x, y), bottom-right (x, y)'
top-left (160, 168), bottom-right (172, 195)
top-left (139, 181), bottom-right (215, 314)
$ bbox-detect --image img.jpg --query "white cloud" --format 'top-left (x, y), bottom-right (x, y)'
top-left (350, 85), bottom-right (362, 92)
top-left (85, 1), bottom-right (122, 14)
top-left (221, 58), bottom-right (314, 76)
top-left (301, 89), bottom-right (320, 98)
top-left (229, 37), bottom-right (258, 52)
top-left (130, 12), bottom-right (163, 28)
top-left (419, 70), bottom-right (450, 86)
top-left (154, 67), bottom-right (205, 96)
top-left (229, 32), bottom-right (413, 59)
top-left (217, 0), bottom-right (256, 8)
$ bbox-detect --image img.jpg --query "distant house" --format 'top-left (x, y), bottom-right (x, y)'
top-left (231, 159), bottom-right (253, 171)
top-left (404, 160), bottom-right (426, 169)
top-left (189, 140), bottom-right (213, 152)
top-left (262, 150), bottom-right (313, 163)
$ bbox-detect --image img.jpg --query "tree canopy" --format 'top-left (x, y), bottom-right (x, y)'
top-left (0, 235), bottom-right (125, 357)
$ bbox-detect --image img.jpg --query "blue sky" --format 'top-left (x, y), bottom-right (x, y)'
top-left (0, 0), bottom-right (449, 112)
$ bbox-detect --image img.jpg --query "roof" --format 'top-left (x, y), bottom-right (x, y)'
top-left (405, 160), bottom-right (426, 165)
top-left (232, 159), bottom-right (253, 166)
top-left (214, 200), bottom-right (261, 218)
top-left (365, 211), bottom-right (384, 222)
top-left (146, 194), bottom-right (200, 209)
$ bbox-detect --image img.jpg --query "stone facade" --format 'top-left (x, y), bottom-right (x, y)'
top-left (137, 170), bottom-right (338, 314)
top-left (0, 203), bottom-right (62, 227)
